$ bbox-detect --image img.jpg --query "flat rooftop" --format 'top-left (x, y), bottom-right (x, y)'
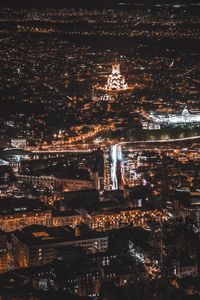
top-left (0, 197), bottom-right (49, 216)
top-left (12, 224), bottom-right (108, 247)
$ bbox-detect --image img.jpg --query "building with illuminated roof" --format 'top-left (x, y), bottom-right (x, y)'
top-left (93, 62), bottom-right (136, 101)
top-left (149, 108), bottom-right (200, 126)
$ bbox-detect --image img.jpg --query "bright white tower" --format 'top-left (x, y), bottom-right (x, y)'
top-left (105, 63), bottom-right (128, 91)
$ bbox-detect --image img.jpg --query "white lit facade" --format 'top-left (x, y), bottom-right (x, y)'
top-left (149, 108), bottom-right (200, 126)
top-left (11, 138), bottom-right (27, 148)
top-left (105, 63), bottom-right (128, 91)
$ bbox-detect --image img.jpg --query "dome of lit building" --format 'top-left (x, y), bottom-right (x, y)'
top-left (149, 108), bottom-right (200, 126)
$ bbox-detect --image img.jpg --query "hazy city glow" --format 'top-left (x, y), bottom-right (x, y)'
top-left (0, 1), bottom-right (200, 299)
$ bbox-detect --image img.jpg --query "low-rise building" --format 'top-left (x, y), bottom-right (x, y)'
top-left (0, 197), bottom-right (52, 232)
top-left (17, 175), bottom-right (95, 191)
top-left (11, 138), bottom-right (27, 149)
top-left (149, 108), bottom-right (200, 126)
top-left (0, 230), bottom-right (8, 273)
top-left (11, 224), bottom-right (108, 268)
top-left (52, 210), bottom-right (83, 228)
top-left (173, 258), bottom-right (198, 278)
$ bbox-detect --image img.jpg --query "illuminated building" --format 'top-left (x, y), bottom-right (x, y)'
top-left (11, 225), bottom-right (108, 268)
top-left (93, 62), bottom-right (133, 101)
top-left (17, 175), bottom-right (95, 191)
top-left (88, 209), bottom-right (169, 231)
top-left (1, 148), bottom-right (31, 173)
top-left (0, 165), bottom-right (15, 188)
top-left (105, 63), bottom-right (128, 91)
top-left (0, 159), bottom-right (9, 166)
top-left (172, 259), bottom-right (198, 278)
top-left (149, 108), bottom-right (200, 126)
top-left (142, 121), bottom-right (161, 130)
top-left (100, 94), bottom-right (115, 101)
top-left (32, 254), bottom-right (101, 297)
top-left (52, 211), bottom-right (83, 227)
top-left (0, 230), bottom-right (8, 273)
top-left (103, 149), bottom-right (112, 190)
top-left (11, 138), bottom-right (27, 149)
top-left (0, 197), bottom-right (52, 232)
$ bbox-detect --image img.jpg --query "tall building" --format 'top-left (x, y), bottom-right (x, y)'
top-left (103, 149), bottom-right (112, 190)
top-left (105, 63), bottom-right (128, 91)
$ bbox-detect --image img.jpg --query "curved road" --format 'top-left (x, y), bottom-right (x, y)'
top-left (110, 135), bottom-right (200, 190)
top-left (25, 134), bottom-right (200, 190)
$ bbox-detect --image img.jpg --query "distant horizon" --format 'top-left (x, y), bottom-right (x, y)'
top-left (1, 0), bottom-right (200, 9)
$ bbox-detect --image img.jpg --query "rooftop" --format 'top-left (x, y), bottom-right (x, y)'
top-left (0, 197), bottom-right (49, 216)
top-left (12, 224), bottom-right (108, 247)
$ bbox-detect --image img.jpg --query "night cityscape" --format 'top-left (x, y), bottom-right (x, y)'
top-left (0, 0), bottom-right (200, 299)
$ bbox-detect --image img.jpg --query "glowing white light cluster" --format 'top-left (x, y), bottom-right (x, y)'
top-left (110, 144), bottom-right (123, 190)
top-left (110, 145), bottom-right (118, 190)
top-left (100, 94), bottom-right (114, 101)
top-left (105, 63), bottom-right (128, 91)
top-left (129, 241), bottom-right (161, 278)
top-left (150, 108), bottom-right (200, 125)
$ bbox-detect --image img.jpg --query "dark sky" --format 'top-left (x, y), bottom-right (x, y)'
top-left (0, 0), bottom-right (198, 9)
